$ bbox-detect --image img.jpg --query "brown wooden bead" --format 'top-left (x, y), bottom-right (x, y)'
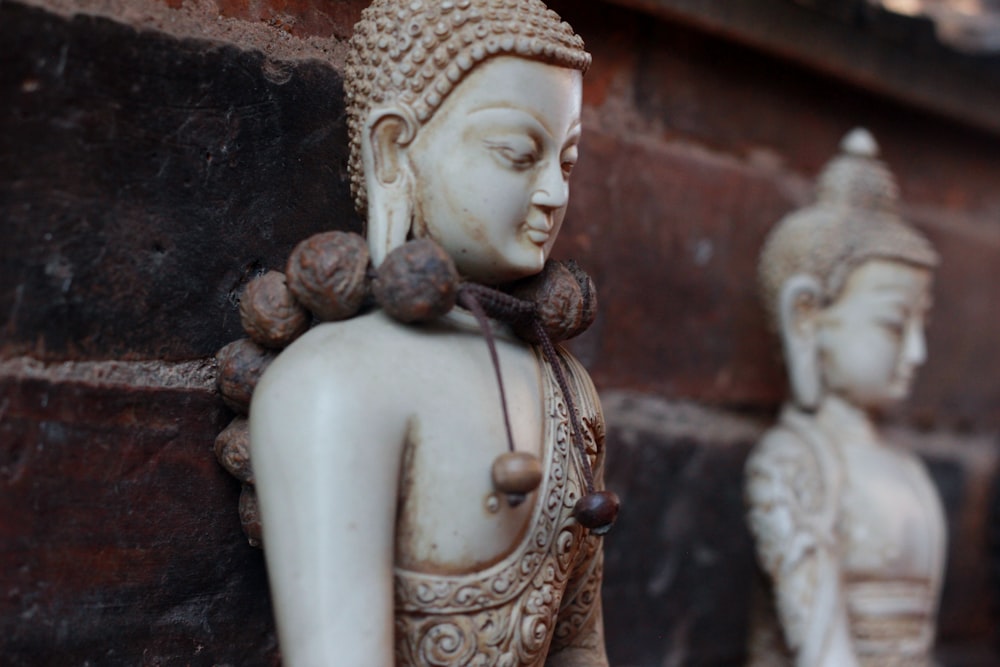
top-left (510, 260), bottom-right (597, 342)
top-left (561, 259), bottom-right (598, 338)
top-left (239, 483), bottom-right (262, 548)
top-left (239, 270), bottom-right (310, 348)
top-left (573, 490), bottom-right (620, 535)
top-left (491, 451), bottom-right (543, 496)
top-left (286, 231), bottom-right (370, 321)
top-left (214, 417), bottom-right (253, 484)
top-left (215, 338), bottom-right (276, 414)
top-left (373, 239), bottom-right (459, 323)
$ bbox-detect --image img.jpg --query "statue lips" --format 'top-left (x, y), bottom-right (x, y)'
top-left (523, 216), bottom-right (554, 246)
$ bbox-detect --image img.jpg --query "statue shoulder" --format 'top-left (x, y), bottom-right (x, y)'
top-left (745, 412), bottom-right (834, 526)
top-left (747, 422), bottom-right (820, 484)
top-left (248, 311), bottom-right (444, 453)
top-left (256, 310), bottom-right (431, 390)
top-left (550, 345), bottom-right (605, 451)
top-left (556, 347), bottom-right (600, 404)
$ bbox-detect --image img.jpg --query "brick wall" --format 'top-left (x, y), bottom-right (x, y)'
top-left (2, 1), bottom-right (997, 665)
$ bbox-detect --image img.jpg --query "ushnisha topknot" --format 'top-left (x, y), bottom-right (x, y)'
top-left (758, 128), bottom-right (939, 325)
top-left (345, 0), bottom-right (591, 215)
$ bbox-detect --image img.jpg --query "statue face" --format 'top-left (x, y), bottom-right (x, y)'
top-left (816, 259), bottom-right (932, 407)
top-left (406, 56), bottom-right (583, 284)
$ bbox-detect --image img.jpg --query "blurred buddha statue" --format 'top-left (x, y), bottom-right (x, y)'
top-left (245, 1), bottom-right (613, 665)
top-left (746, 129), bottom-right (945, 667)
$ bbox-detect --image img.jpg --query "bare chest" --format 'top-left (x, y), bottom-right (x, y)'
top-left (838, 445), bottom-right (946, 581)
top-left (393, 339), bottom-right (546, 573)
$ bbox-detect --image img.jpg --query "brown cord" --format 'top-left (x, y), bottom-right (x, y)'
top-left (456, 283), bottom-right (596, 496)
top-left (532, 317), bottom-right (596, 495)
top-left (457, 289), bottom-right (518, 455)
top-left (459, 283), bottom-right (534, 323)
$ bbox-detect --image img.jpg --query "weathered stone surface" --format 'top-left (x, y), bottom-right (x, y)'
top-left (0, 360), bottom-right (277, 665)
top-left (589, 4), bottom-right (1000, 225)
top-left (0, 2), bottom-right (360, 363)
top-left (208, 0), bottom-right (368, 39)
top-left (600, 393), bottom-right (765, 666)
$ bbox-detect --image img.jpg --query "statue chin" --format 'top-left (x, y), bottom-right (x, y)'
top-left (746, 129), bottom-right (945, 667)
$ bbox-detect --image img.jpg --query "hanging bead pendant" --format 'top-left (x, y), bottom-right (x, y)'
top-left (491, 451), bottom-right (543, 507)
top-left (573, 490), bottom-right (620, 535)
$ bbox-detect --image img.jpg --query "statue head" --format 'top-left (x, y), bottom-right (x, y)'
top-left (758, 129), bottom-right (939, 410)
top-left (345, 0), bottom-right (590, 282)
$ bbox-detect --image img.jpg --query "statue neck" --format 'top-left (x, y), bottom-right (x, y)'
top-left (814, 394), bottom-right (881, 448)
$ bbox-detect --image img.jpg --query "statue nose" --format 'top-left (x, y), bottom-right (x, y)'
top-left (530, 161), bottom-right (569, 210)
top-left (903, 319), bottom-right (927, 366)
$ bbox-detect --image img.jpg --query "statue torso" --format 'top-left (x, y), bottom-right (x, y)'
top-left (836, 430), bottom-right (946, 664)
top-left (839, 438), bottom-right (945, 581)
top-left (249, 306), bottom-right (607, 666)
top-left (392, 338), bottom-right (605, 666)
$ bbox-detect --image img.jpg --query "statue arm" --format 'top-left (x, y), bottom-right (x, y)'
top-left (547, 402), bottom-right (610, 667)
top-left (545, 542), bottom-right (608, 667)
top-left (745, 431), bottom-right (859, 667)
top-left (249, 333), bottom-right (409, 667)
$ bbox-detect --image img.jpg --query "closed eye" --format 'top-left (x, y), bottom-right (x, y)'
top-left (560, 144), bottom-right (579, 178)
top-left (878, 317), bottom-right (905, 338)
top-left (484, 138), bottom-right (539, 170)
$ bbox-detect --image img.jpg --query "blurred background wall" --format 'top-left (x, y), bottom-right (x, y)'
top-left (2, 0), bottom-right (998, 664)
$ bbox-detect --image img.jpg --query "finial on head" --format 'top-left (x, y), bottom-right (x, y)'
top-left (759, 127), bottom-right (937, 325)
top-left (841, 126), bottom-right (878, 157)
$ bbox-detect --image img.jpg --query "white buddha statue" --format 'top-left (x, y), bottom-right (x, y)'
top-left (246, 2), bottom-right (612, 665)
top-left (746, 129), bottom-right (945, 667)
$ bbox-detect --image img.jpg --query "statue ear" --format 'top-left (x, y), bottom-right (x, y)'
top-left (362, 107), bottom-right (418, 266)
top-left (778, 274), bottom-right (824, 410)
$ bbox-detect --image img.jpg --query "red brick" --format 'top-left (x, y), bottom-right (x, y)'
top-left (559, 129), bottom-right (794, 407)
top-left (0, 363), bottom-right (277, 665)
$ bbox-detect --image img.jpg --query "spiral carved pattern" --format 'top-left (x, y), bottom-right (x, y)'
top-left (394, 346), bottom-right (606, 666)
top-left (416, 621), bottom-right (478, 666)
top-left (551, 541), bottom-right (603, 649)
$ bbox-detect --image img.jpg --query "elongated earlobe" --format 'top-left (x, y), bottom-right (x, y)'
top-left (361, 108), bottom-right (418, 266)
top-left (778, 274), bottom-right (823, 410)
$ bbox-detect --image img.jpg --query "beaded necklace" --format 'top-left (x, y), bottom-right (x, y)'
top-left (215, 231), bottom-right (619, 542)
